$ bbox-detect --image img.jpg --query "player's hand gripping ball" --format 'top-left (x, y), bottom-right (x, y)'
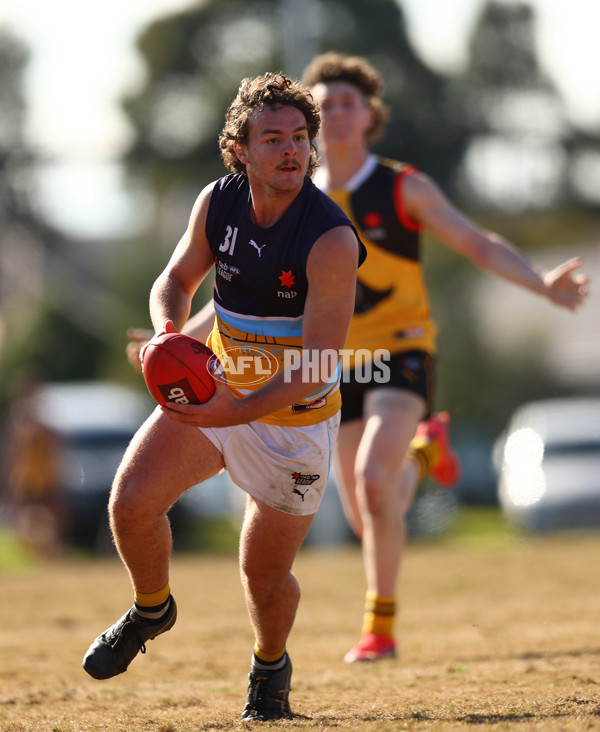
top-left (142, 332), bottom-right (216, 406)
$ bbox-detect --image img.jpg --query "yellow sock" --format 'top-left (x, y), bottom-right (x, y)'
top-left (254, 643), bottom-right (286, 664)
top-left (408, 435), bottom-right (441, 481)
top-left (134, 583), bottom-right (171, 611)
top-left (361, 590), bottom-right (396, 637)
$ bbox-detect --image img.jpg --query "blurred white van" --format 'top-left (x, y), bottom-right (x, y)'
top-left (496, 397), bottom-right (600, 532)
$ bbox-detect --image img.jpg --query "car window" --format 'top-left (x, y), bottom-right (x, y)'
top-left (544, 441), bottom-right (600, 457)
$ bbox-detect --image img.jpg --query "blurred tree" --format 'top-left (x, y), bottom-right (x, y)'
top-left (0, 29), bottom-right (129, 408)
top-left (564, 128), bottom-right (600, 211)
top-left (121, 0), bottom-right (467, 194)
top-left (424, 1), bottom-right (598, 430)
top-left (447, 1), bottom-right (600, 213)
top-left (0, 28), bottom-right (31, 229)
top-left (0, 308), bottom-right (105, 394)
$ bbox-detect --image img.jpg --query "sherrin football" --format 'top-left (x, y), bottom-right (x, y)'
top-left (142, 332), bottom-right (216, 406)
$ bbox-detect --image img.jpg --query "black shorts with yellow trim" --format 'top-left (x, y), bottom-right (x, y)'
top-left (339, 349), bottom-right (435, 424)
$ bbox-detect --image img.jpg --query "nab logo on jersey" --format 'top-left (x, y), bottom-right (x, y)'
top-left (277, 269), bottom-right (297, 298)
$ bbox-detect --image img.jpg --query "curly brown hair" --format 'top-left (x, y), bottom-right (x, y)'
top-left (219, 72), bottom-right (321, 176)
top-left (301, 52), bottom-right (389, 144)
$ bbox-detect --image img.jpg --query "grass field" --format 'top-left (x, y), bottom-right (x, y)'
top-left (1, 511), bottom-right (600, 731)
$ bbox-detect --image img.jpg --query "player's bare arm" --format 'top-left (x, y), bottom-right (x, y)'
top-left (162, 225), bottom-right (359, 428)
top-left (403, 171), bottom-right (589, 311)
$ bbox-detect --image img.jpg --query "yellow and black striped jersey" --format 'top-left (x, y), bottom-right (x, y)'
top-left (315, 155), bottom-right (437, 366)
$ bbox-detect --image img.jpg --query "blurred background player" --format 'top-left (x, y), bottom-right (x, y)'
top-left (300, 52), bottom-right (588, 663)
top-left (1, 374), bottom-right (66, 559)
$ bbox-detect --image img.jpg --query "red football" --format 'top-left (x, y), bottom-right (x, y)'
top-left (142, 332), bottom-right (216, 406)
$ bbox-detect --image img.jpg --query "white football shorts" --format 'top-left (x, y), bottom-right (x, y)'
top-left (198, 412), bottom-right (341, 516)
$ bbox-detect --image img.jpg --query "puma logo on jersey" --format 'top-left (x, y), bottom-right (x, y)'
top-left (249, 240), bottom-right (267, 257)
top-left (293, 487), bottom-right (309, 501)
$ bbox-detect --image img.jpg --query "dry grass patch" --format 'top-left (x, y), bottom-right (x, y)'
top-left (1, 528), bottom-right (600, 730)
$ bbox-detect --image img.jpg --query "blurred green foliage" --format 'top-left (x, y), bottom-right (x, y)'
top-left (0, 0), bottom-right (598, 428)
top-left (122, 0), bottom-right (468, 194)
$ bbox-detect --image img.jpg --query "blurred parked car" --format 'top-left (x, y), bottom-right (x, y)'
top-left (34, 381), bottom-right (154, 550)
top-left (496, 397), bottom-right (600, 532)
top-left (449, 419), bottom-right (498, 505)
top-left (9, 380), bottom-right (461, 552)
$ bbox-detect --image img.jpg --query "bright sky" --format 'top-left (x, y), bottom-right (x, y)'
top-left (1, 0), bottom-right (600, 236)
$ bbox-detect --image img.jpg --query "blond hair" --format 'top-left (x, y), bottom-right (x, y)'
top-left (302, 52), bottom-right (389, 144)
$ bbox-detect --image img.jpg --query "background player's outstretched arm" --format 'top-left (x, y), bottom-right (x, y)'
top-left (403, 171), bottom-right (589, 311)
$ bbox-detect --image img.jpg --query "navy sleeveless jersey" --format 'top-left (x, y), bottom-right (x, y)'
top-left (204, 172), bottom-right (364, 425)
top-left (206, 173), bottom-right (362, 318)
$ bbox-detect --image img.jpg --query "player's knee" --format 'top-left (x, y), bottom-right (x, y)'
top-left (240, 555), bottom-right (292, 602)
top-left (357, 464), bottom-right (389, 516)
top-left (241, 550), bottom-right (271, 584)
top-left (108, 475), bottom-right (153, 530)
top-left (241, 563), bottom-right (273, 602)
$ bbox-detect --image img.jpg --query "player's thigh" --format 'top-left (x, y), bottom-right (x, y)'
top-left (358, 387), bottom-right (426, 475)
top-left (113, 406), bottom-right (225, 514)
top-left (239, 495), bottom-right (314, 578)
top-left (333, 419), bottom-right (364, 524)
top-left (335, 418), bottom-right (364, 484)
